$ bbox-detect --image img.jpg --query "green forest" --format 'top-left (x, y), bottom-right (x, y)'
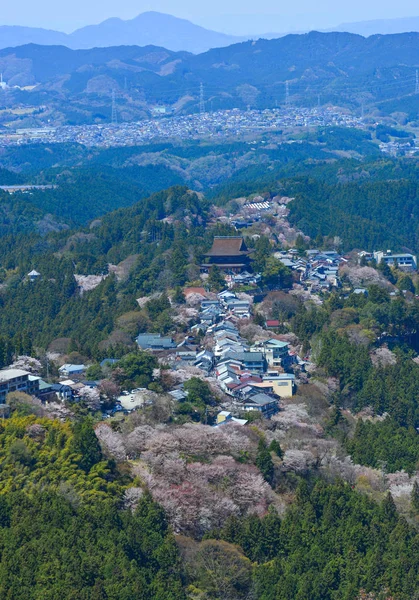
top-left (217, 481), bottom-right (419, 600)
top-left (287, 177), bottom-right (419, 252)
top-left (0, 414), bottom-right (185, 600)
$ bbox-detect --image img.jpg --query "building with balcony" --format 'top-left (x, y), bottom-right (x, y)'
top-left (0, 369), bottom-right (40, 403)
top-left (373, 251), bottom-right (417, 271)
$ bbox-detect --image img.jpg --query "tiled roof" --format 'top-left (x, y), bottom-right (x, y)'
top-left (245, 392), bottom-right (277, 406)
top-left (184, 287), bottom-right (207, 297)
top-left (206, 237), bottom-right (250, 257)
top-left (136, 334), bottom-right (176, 349)
top-left (226, 352), bottom-right (265, 362)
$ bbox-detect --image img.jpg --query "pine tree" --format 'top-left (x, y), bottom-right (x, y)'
top-left (381, 492), bottom-right (397, 522)
top-left (72, 419), bottom-right (103, 472)
top-left (207, 266), bottom-right (225, 292)
top-left (256, 440), bottom-right (274, 485)
top-left (378, 259), bottom-right (396, 284)
top-left (268, 440), bottom-right (283, 459)
top-left (411, 480), bottom-right (419, 512)
top-left (172, 286), bottom-right (186, 304)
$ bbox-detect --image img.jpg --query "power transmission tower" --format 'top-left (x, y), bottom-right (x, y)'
top-left (416, 70), bottom-right (419, 94)
top-left (199, 82), bottom-right (205, 115)
top-left (285, 81), bottom-right (290, 106)
top-left (111, 89), bottom-right (118, 125)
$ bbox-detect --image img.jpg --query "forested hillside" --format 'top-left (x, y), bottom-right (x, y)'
top-left (0, 414), bottom-right (184, 599)
top-left (0, 186), bottom-right (213, 354)
top-left (1, 406), bottom-right (419, 599)
top-left (219, 481), bottom-right (419, 600)
top-left (0, 134), bottom-right (379, 234)
top-left (287, 178), bottom-right (419, 252)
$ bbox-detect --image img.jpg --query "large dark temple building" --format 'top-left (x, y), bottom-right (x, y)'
top-left (201, 236), bottom-right (253, 273)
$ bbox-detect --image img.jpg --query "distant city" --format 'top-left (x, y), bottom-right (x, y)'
top-left (0, 107), bottom-right (366, 148)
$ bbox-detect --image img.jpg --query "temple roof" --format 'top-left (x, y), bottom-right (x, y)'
top-left (205, 237), bottom-right (251, 257)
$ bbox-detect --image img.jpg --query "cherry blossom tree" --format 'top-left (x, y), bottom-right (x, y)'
top-left (79, 386), bottom-right (101, 412)
top-left (95, 424), bottom-right (126, 462)
top-left (123, 487), bottom-right (144, 511)
top-left (98, 380), bottom-right (120, 405)
top-left (11, 356), bottom-right (42, 375)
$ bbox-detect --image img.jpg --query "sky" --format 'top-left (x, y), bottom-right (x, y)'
top-left (1, 0), bottom-right (419, 33)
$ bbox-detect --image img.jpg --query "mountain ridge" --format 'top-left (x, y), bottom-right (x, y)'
top-left (332, 16), bottom-right (419, 36)
top-left (3, 11), bottom-right (419, 56)
top-left (0, 11), bottom-right (246, 54)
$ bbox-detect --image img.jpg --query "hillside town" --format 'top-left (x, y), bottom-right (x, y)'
top-left (3, 209), bottom-right (414, 427)
top-left (2, 168), bottom-right (418, 424)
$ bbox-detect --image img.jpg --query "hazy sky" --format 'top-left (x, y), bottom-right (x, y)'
top-left (2, 0), bottom-right (419, 33)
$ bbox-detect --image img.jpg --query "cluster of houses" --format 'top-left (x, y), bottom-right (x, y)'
top-left (0, 234), bottom-right (302, 420)
top-left (134, 286), bottom-right (297, 420)
top-left (275, 249), bottom-right (346, 292)
top-left (212, 327), bottom-right (295, 419)
top-left (227, 271), bottom-right (261, 288)
top-left (230, 195), bottom-right (286, 231)
top-left (197, 290), bottom-right (253, 328)
top-left (191, 290), bottom-right (296, 419)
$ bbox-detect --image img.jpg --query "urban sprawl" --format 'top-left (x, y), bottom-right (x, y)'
top-left (0, 107), bottom-right (365, 148)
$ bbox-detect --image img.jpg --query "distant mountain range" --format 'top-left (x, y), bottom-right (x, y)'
top-left (1, 31), bottom-right (419, 126)
top-left (332, 16), bottom-right (419, 37)
top-left (2, 12), bottom-right (419, 56)
top-left (0, 12), bottom-right (246, 54)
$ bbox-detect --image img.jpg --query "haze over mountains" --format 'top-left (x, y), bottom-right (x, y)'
top-left (331, 16), bottom-right (419, 36)
top-left (0, 12), bottom-right (245, 54)
top-left (2, 12), bottom-right (419, 55)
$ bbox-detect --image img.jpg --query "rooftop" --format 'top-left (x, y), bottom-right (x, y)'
top-left (184, 287), bottom-right (207, 297)
top-left (205, 237), bottom-right (251, 257)
top-left (226, 351), bottom-right (265, 362)
top-left (264, 373), bottom-right (296, 381)
top-left (245, 392), bottom-right (277, 406)
top-left (100, 358), bottom-right (119, 367)
top-left (0, 369), bottom-right (29, 382)
top-left (267, 339), bottom-right (289, 347)
top-left (136, 334), bottom-right (176, 349)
